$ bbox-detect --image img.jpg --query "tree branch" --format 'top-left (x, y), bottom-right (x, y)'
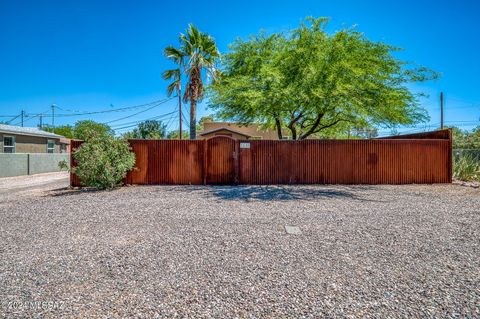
top-left (287, 111), bottom-right (303, 140)
top-left (299, 113), bottom-right (325, 140)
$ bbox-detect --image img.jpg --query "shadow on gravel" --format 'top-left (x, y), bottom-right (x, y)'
top-left (45, 187), bottom-right (107, 197)
top-left (208, 185), bottom-right (361, 201)
top-left (46, 184), bottom-right (383, 202)
top-left (158, 184), bottom-right (384, 201)
top-left (155, 185), bottom-right (379, 202)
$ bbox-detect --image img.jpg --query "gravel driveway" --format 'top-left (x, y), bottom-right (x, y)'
top-left (0, 172), bottom-right (69, 198)
top-left (1, 183), bottom-right (479, 318)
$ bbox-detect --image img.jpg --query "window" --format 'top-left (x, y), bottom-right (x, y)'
top-left (3, 136), bottom-right (15, 153)
top-left (47, 140), bottom-right (55, 153)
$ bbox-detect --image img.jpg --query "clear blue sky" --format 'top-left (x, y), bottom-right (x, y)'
top-left (0, 0), bottom-right (479, 135)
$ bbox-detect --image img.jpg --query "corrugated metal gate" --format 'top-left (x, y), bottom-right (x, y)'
top-left (205, 136), bottom-right (238, 184)
top-left (70, 129), bottom-right (452, 186)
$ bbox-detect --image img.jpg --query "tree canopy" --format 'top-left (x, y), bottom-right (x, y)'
top-left (44, 120), bottom-right (113, 140)
top-left (208, 17), bottom-right (438, 140)
top-left (123, 120), bottom-right (167, 139)
top-left (166, 130), bottom-right (189, 139)
top-left (44, 124), bottom-right (75, 138)
top-left (450, 126), bottom-right (480, 149)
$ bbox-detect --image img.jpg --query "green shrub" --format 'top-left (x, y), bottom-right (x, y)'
top-left (453, 155), bottom-right (480, 182)
top-left (73, 135), bottom-right (135, 190)
top-left (58, 159), bottom-right (69, 171)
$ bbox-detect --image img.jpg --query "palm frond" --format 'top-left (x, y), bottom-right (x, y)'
top-left (162, 68), bottom-right (180, 81)
top-left (166, 81), bottom-right (179, 97)
top-left (162, 68), bottom-right (181, 97)
top-left (164, 24), bottom-right (220, 109)
top-left (164, 46), bottom-right (185, 65)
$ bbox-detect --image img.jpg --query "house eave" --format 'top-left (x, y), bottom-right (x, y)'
top-left (0, 129), bottom-right (63, 139)
top-left (199, 127), bottom-right (252, 138)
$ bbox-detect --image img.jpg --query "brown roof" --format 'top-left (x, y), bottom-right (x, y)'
top-left (201, 122), bottom-right (285, 140)
top-left (59, 137), bottom-right (71, 144)
top-left (199, 127), bottom-right (252, 138)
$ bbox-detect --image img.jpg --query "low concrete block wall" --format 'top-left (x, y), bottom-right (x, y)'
top-left (0, 154), bottom-right (29, 177)
top-left (0, 153), bottom-right (69, 178)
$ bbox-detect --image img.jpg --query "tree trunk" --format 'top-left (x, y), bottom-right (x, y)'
top-left (290, 126), bottom-right (297, 140)
top-left (275, 118), bottom-right (283, 140)
top-left (190, 99), bottom-right (197, 140)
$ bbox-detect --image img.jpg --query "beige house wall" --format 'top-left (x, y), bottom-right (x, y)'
top-left (0, 133), bottom-right (62, 153)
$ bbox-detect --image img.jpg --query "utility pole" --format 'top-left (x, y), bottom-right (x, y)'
top-left (39, 113), bottom-right (43, 129)
top-left (178, 83), bottom-right (182, 140)
top-left (21, 110), bottom-right (24, 127)
top-left (51, 104), bottom-right (56, 132)
top-left (440, 92), bottom-right (444, 129)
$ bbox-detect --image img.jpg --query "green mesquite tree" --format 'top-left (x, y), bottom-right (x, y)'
top-left (209, 17), bottom-right (438, 140)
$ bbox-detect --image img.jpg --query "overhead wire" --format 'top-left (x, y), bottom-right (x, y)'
top-left (112, 111), bottom-right (178, 131)
top-left (163, 106), bottom-right (178, 131)
top-left (376, 121), bottom-right (480, 136)
top-left (111, 111), bottom-right (178, 131)
top-left (104, 99), bottom-right (173, 124)
top-left (5, 114), bottom-right (21, 124)
top-left (10, 108), bottom-right (51, 126)
top-left (182, 111), bottom-right (190, 129)
top-left (52, 98), bottom-right (174, 117)
top-left (110, 111), bottom-right (177, 128)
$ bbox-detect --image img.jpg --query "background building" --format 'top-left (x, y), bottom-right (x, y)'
top-left (198, 121), bottom-right (290, 140)
top-left (0, 124), bottom-right (69, 153)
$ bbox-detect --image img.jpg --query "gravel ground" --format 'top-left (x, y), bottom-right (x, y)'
top-left (0, 182), bottom-right (479, 318)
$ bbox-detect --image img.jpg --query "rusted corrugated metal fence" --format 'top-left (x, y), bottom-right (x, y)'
top-left (70, 129), bottom-right (452, 186)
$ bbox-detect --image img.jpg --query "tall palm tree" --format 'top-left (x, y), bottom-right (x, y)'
top-left (162, 24), bottom-right (220, 139)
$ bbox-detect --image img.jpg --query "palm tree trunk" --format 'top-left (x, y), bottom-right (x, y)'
top-left (190, 99), bottom-right (197, 139)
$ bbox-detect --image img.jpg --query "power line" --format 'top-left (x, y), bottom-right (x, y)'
top-left (110, 111), bottom-right (177, 129)
top-left (5, 114), bottom-right (21, 124)
top-left (444, 120), bottom-right (480, 124)
top-left (112, 112), bottom-right (178, 130)
top-left (55, 101), bottom-right (160, 114)
top-left (182, 111), bottom-right (189, 128)
top-left (376, 121), bottom-right (480, 136)
top-left (112, 111), bottom-right (178, 131)
top-left (12, 114), bottom-right (39, 126)
top-left (164, 106), bottom-right (178, 131)
top-left (52, 98), bottom-right (174, 117)
top-left (4, 98), bottom-right (175, 128)
top-left (104, 99), bottom-right (173, 124)
top-left (10, 107), bottom-right (51, 126)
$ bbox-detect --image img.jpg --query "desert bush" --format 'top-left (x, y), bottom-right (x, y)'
top-left (58, 159), bottom-right (69, 171)
top-left (73, 135), bottom-right (135, 190)
top-left (453, 155), bottom-right (480, 182)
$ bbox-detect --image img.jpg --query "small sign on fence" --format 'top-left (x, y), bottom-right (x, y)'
top-left (240, 142), bottom-right (250, 149)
